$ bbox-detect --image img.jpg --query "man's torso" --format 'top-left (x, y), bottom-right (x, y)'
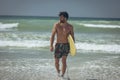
top-left (55, 22), bottom-right (72, 43)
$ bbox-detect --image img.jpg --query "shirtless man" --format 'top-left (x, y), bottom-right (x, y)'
top-left (50, 11), bottom-right (75, 77)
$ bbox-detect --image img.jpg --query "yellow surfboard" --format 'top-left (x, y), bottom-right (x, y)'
top-left (68, 35), bottom-right (76, 56)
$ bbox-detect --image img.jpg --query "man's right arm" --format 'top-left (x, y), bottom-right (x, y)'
top-left (50, 24), bottom-right (57, 52)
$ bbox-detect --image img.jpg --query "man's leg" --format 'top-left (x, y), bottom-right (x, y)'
top-left (61, 56), bottom-right (67, 77)
top-left (55, 57), bottom-right (60, 74)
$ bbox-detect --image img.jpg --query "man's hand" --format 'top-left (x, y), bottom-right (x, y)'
top-left (50, 46), bottom-right (54, 52)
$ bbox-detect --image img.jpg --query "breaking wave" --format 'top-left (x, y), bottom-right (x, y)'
top-left (0, 22), bottom-right (19, 29)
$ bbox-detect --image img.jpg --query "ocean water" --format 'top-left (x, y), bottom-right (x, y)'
top-left (0, 16), bottom-right (120, 80)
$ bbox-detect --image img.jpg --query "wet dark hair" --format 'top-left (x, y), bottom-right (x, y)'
top-left (59, 11), bottom-right (69, 20)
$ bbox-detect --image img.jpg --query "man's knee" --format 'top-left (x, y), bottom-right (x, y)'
top-left (55, 58), bottom-right (59, 65)
top-left (62, 56), bottom-right (67, 65)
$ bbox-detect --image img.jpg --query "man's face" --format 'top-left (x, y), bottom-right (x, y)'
top-left (59, 15), bottom-right (66, 23)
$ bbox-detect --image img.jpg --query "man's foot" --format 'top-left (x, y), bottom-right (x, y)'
top-left (57, 70), bottom-right (61, 77)
top-left (56, 73), bottom-right (61, 80)
top-left (61, 76), bottom-right (65, 80)
top-left (61, 74), bottom-right (64, 77)
top-left (58, 73), bottom-right (61, 77)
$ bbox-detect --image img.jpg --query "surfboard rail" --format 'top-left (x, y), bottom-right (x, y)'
top-left (68, 35), bottom-right (76, 56)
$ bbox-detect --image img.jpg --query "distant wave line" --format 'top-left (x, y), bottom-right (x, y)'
top-left (77, 23), bottom-right (120, 28)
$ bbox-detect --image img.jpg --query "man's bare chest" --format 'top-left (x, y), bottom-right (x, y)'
top-left (57, 26), bottom-right (70, 34)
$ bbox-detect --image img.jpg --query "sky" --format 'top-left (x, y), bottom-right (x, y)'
top-left (0, 0), bottom-right (120, 18)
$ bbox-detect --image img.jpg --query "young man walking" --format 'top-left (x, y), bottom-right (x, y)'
top-left (50, 11), bottom-right (75, 78)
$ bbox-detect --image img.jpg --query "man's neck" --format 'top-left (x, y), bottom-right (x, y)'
top-left (59, 22), bottom-right (67, 26)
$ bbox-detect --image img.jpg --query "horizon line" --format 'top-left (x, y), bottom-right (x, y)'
top-left (0, 15), bottom-right (120, 20)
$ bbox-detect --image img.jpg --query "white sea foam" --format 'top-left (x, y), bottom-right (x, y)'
top-left (0, 40), bottom-right (49, 48)
top-left (77, 23), bottom-right (120, 28)
top-left (0, 39), bottom-right (120, 53)
top-left (75, 42), bottom-right (120, 53)
top-left (0, 22), bottom-right (19, 29)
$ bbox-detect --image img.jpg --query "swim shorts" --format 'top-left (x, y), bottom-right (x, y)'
top-left (54, 43), bottom-right (70, 58)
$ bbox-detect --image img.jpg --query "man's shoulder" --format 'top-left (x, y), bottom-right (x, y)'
top-left (53, 22), bottom-right (60, 29)
top-left (67, 23), bottom-right (73, 28)
top-left (54, 22), bottom-right (60, 28)
top-left (54, 22), bottom-right (60, 26)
